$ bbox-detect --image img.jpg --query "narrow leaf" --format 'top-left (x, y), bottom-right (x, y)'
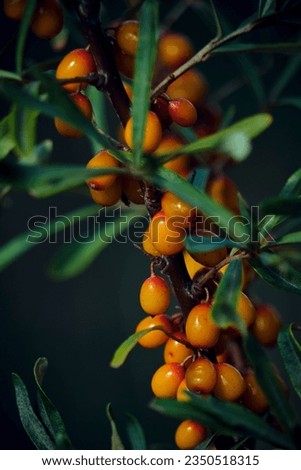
top-left (106, 404), bottom-right (125, 450)
top-left (125, 413), bottom-right (146, 450)
top-left (132, 0), bottom-right (158, 164)
top-left (191, 167), bottom-right (210, 190)
top-left (265, 231), bottom-right (301, 248)
top-left (270, 56), bottom-right (301, 101)
top-left (186, 234), bottom-right (245, 254)
top-left (278, 324), bottom-right (301, 400)
top-left (12, 373), bottom-right (55, 450)
top-left (16, 0), bottom-right (38, 74)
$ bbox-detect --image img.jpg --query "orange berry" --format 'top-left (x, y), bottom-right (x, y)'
top-left (175, 420), bottom-right (207, 450)
top-left (167, 69), bottom-right (207, 107)
top-left (242, 371), bottom-right (269, 414)
top-left (139, 275), bottom-right (170, 315)
top-left (124, 111), bottom-right (162, 154)
top-left (135, 314), bottom-right (171, 348)
top-left (185, 357), bottom-right (217, 394)
top-left (154, 132), bottom-right (190, 177)
top-left (168, 98), bottom-right (197, 127)
top-left (56, 48), bottom-right (96, 93)
top-left (177, 378), bottom-right (190, 402)
top-left (54, 92), bottom-right (92, 138)
top-left (183, 250), bottom-right (204, 279)
top-left (151, 363), bottom-right (185, 398)
top-left (116, 20), bottom-right (139, 56)
top-left (89, 179), bottom-right (121, 207)
top-left (122, 82), bottom-right (133, 101)
top-left (142, 227), bottom-right (162, 257)
top-left (207, 175), bottom-right (240, 215)
top-left (149, 210), bottom-right (185, 256)
top-left (237, 293), bottom-right (256, 328)
top-left (164, 332), bottom-right (193, 364)
top-left (185, 303), bottom-right (220, 348)
top-left (4, 0), bottom-right (27, 20)
top-left (251, 304), bottom-right (281, 347)
top-left (122, 176), bottom-right (144, 204)
top-left (213, 363), bottom-right (246, 402)
top-left (188, 245), bottom-right (227, 268)
top-left (86, 150), bottom-right (120, 190)
top-left (161, 192), bottom-right (196, 228)
top-left (31, 0), bottom-right (63, 39)
top-left (114, 46), bottom-right (135, 78)
top-left (158, 33), bottom-right (194, 69)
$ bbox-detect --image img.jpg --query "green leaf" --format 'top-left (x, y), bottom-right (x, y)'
top-left (191, 167), bottom-right (210, 190)
top-left (150, 168), bottom-right (249, 242)
top-left (106, 404), bottom-right (125, 450)
top-left (87, 86), bottom-right (108, 154)
top-left (250, 252), bottom-right (301, 294)
top-left (259, 196), bottom-right (301, 218)
top-left (259, 0), bottom-right (276, 16)
top-left (265, 231), bottom-right (301, 248)
top-left (277, 96), bottom-right (301, 111)
top-left (0, 70), bottom-right (22, 80)
top-left (214, 42), bottom-right (301, 54)
top-left (243, 335), bottom-right (296, 435)
top-left (110, 326), bottom-right (166, 368)
top-left (270, 56), bottom-right (301, 101)
top-left (0, 113), bottom-right (15, 160)
top-left (156, 114), bottom-right (272, 164)
top-left (278, 324), bottom-right (301, 400)
top-left (211, 259), bottom-right (246, 332)
top-left (125, 413), bottom-right (146, 450)
top-left (132, 0), bottom-right (158, 164)
top-left (12, 373), bottom-right (55, 450)
top-left (186, 234), bottom-right (245, 254)
top-left (16, 0), bottom-right (38, 74)
top-left (33, 358), bottom-right (72, 449)
top-left (0, 205), bottom-right (99, 272)
top-left (151, 394), bottom-right (293, 449)
top-left (48, 209), bottom-right (142, 280)
top-left (209, 0), bottom-right (223, 38)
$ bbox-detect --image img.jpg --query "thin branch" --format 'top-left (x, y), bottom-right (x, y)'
top-left (209, 0), bottom-right (223, 39)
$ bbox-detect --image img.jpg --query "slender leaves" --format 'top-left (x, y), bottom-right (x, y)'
top-left (125, 414), bottom-right (146, 450)
top-left (16, 0), bottom-right (38, 74)
top-left (278, 324), bottom-right (301, 400)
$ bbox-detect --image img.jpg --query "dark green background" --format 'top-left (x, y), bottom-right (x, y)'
top-left (0, 0), bottom-right (301, 449)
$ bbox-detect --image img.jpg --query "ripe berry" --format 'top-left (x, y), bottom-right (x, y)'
top-left (135, 314), bottom-right (172, 348)
top-left (167, 69), bottom-right (207, 107)
top-left (188, 245), bottom-right (227, 268)
top-left (185, 357), bottom-right (217, 394)
top-left (251, 304), bottom-right (281, 347)
top-left (54, 92), bottom-right (93, 138)
top-left (56, 48), bottom-right (96, 93)
top-left (161, 192), bottom-right (195, 228)
top-left (185, 303), bottom-right (220, 348)
top-left (142, 227), bottom-right (162, 257)
top-left (237, 293), bottom-right (256, 328)
top-left (89, 179), bottom-right (122, 207)
top-left (152, 97), bottom-right (171, 127)
top-left (154, 133), bottom-right (190, 177)
top-left (86, 151), bottom-right (120, 190)
top-left (149, 210), bottom-right (185, 256)
top-left (242, 371), bottom-right (269, 414)
top-left (139, 275), bottom-right (170, 315)
top-left (31, 0), bottom-right (64, 39)
top-left (116, 20), bottom-right (139, 56)
top-left (151, 363), bottom-right (185, 398)
top-left (122, 176), bottom-right (144, 204)
top-left (164, 332), bottom-right (193, 364)
top-left (158, 33), bottom-right (193, 70)
top-left (207, 175), bottom-right (240, 215)
top-left (168, 98), bottom-right (197, 127)
top-left (213, 363), bottom-right (246, 402)
top-left (176, 378), bottom-right (190, 402)
top-left (4, 0), bottom-right (27, 20)
top-left (175, 420), bottom-right (207, 450)
top-left (114, 46), bottom-right (135, 79)
top-left (183, 250), bottom-right (204, 279)
top-left (124, 111), bottom-right (162, 154)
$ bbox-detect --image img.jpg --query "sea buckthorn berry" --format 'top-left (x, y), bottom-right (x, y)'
top-left (152, 97), bottom-right (171, 127)
top-left (86, 151), bottom-right (120, 191)
top-left (188, 245), bottom-right (227, 268)
top-left (124, 111), bottom-right (162, 154)
top-left (135, 314), bottom-right (172, 348)
top-left (251, 304), bottom-right (281, 347)
top-left (168, 98), bottom-right (197, 127)
top-left (31, 0), bottom-right (64, 39)
top-left (139, 275), bottom-right (170, 315)
top-left (89, 179), bottom-right (121, 207)
top-left (177, 378), bottom-right (190, 402)
top-left (56, 48), bottom-right (96, 93)
top-left (237, 293), bottom-right (256, 328)
top-left (116, 20), bottom-right (139, 56)
top-left (161, 192), bottom-right (196, 228)
top-left (122, 176), bottom-right (144, 204)
top-left (175, 420), bottom-right (207, 450)
top-left (54, 92), bottom-right (92, 138)
top-left (185, 303), bottom-right (220, 348)
top-left (4, 0), bottom-right (27, 20)
top-left (242, 371), bottom-right (269, 414)
top-left (154, 133), bottom-right (190, 177)
top-left (207, 175), bottom-right (240, 215)
top-left (164, 333), bottom-right (193, 364)
top-left (167, 69), bottom-right (208, 107)
top-left (151, 363), bottom-right (185, 398)
top-left (213, 363), bottom-right (246, 402)
top-left (149, 210), bottom-right (185, 256)
top-left (114, 46), bottom-right (135, 78)
top-left (122, 82), bottom-right (133, 101)
top-left (185, 357), bottom-right (217, 394)
top-left (158, 33), bottom-right (193, 70)
top-left (142, 227), bottom-right (162, 257)
top-left (183, 250), bottom-right (204, 279)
